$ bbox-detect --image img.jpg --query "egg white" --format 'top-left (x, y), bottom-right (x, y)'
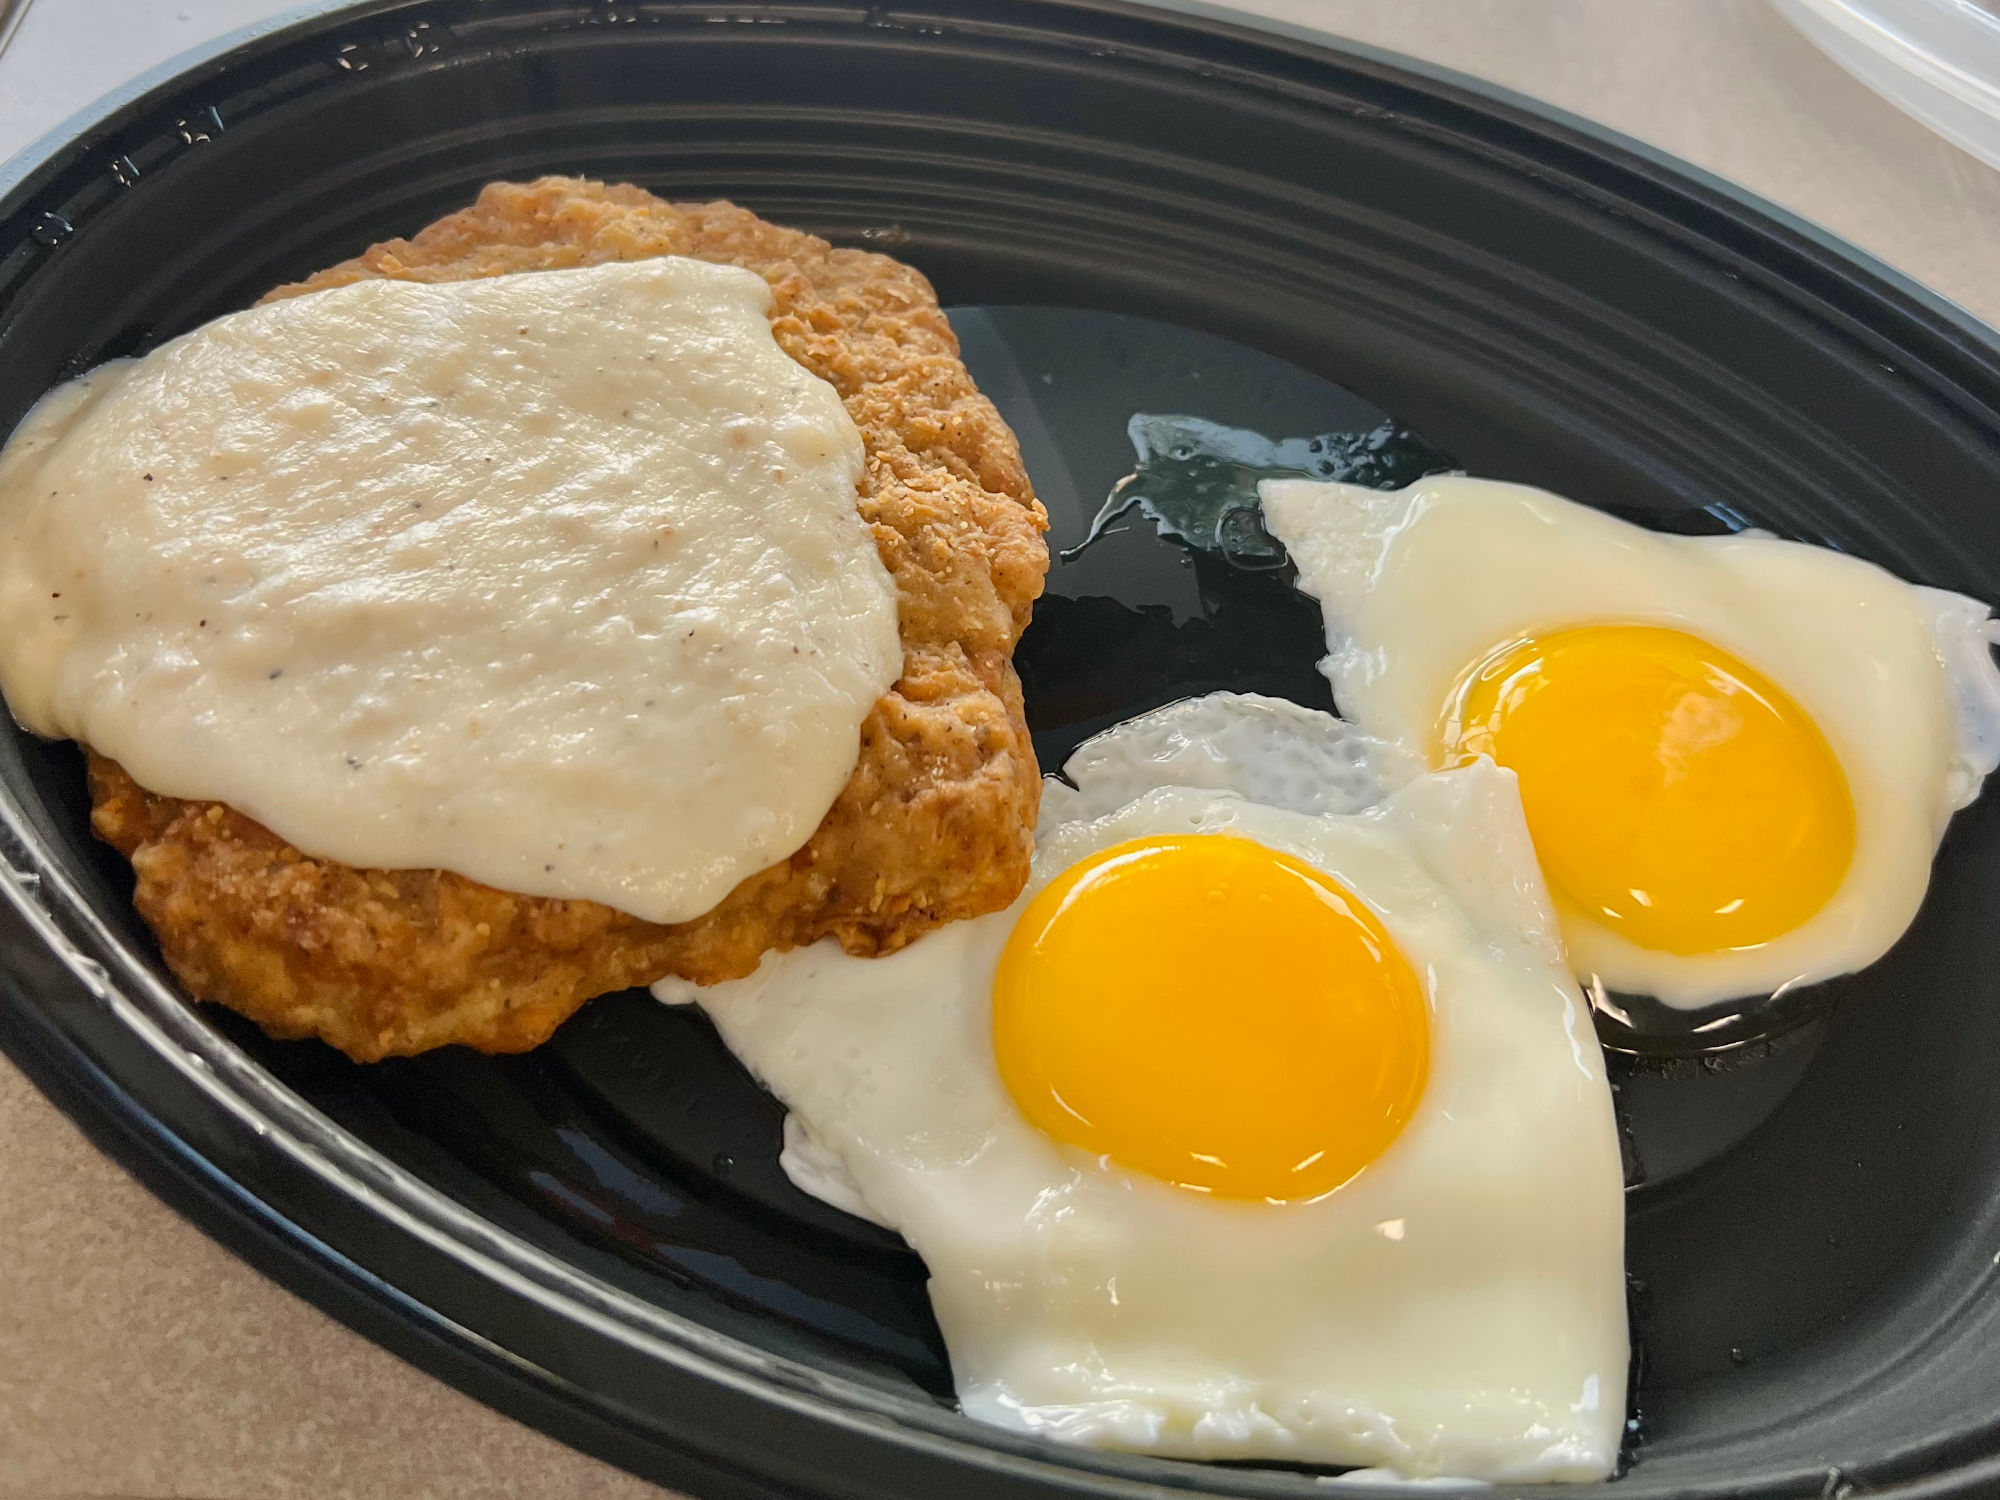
top-left (1259, 474), bottom-right (2000, 1009)
top-left (658, 694), bottom-right (1627, 1481)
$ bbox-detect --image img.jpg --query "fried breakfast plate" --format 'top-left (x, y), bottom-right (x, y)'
top-left (6, 2), bottom-right (2000, 1497)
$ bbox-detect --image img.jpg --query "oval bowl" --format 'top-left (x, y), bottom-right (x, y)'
top-left (5, 3), bottom-right (2000, 1497)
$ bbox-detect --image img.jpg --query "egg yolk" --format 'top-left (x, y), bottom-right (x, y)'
top-left (1437, 623), bottom-right (1855, 957)
top-left (992, 834), bottom-right (1429, 1202)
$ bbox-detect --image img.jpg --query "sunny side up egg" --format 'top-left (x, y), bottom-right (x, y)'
top-left (657, 694), bottom-right (1628, 1482)
top-left (1259, 475), bottom-right (2000, 1011)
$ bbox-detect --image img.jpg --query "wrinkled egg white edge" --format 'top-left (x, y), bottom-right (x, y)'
top-left (1915, 585), bottom-right (2000, 813)
top-left (652, 982), bottom-right (896, 1228)
top-left (1318, 1472), bottom-right (1492, 1489)
top-left (781, 1114), bottom-right (894, 1228)
top-left (1043, 691), bottom-right (1419, 830)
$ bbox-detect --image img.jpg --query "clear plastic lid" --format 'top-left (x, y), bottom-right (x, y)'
top-left (1772, 0), bottom-right (2000, 172)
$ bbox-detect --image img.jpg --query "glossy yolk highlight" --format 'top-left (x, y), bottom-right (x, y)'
top-left (1437, 624), bottom-right (1855, 957)
top-left (992, 835), bottom-right (1429, 1202)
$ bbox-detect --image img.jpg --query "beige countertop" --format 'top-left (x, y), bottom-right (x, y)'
top-left (6, 2), bottom-right (2000, 1496)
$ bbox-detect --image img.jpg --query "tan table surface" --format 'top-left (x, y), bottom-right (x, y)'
top-left (7, 1), bottom-right (2000, 1496)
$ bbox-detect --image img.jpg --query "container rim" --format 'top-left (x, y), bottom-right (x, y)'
top-left (6, 4), bottom-right (2000, 1498)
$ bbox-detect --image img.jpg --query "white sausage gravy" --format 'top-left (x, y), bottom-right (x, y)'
top-left (0, 257), bottom-right (901, 924)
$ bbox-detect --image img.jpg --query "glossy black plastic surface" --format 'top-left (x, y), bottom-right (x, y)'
top-left (5, 3), bottom-right (2000, 1497)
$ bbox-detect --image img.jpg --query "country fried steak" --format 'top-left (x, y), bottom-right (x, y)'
top-left (87, 177), bottom-right (1049, 1061)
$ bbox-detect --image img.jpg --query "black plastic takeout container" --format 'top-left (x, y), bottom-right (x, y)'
top-left (7, 2), bottom-right (2000, 1496)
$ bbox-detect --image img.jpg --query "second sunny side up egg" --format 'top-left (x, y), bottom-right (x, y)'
top-left (659, 694), bottom-right (1627, 1482)
top-left (1259, 475), bottom-right (2000, 1009)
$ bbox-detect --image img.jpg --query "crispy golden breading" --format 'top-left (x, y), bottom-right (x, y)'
top-left (88, 177), bottom-right (1048, 1062)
